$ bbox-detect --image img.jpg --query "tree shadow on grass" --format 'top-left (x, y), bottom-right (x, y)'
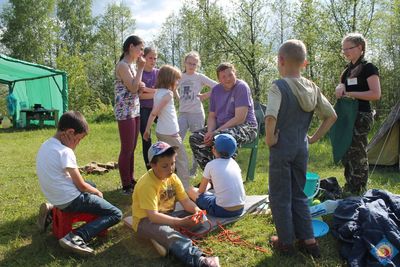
top-left (0, 213), bottom-right (183, 266)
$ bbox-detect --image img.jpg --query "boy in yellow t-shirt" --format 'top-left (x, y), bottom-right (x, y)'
top-left (132, 141), bottom-right (220, 267)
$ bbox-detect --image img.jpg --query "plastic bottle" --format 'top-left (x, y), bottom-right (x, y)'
top-left (309, 199), bottom-right (341, 218)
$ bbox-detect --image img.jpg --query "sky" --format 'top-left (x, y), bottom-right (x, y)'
top-left (0, 0), bottom-right (184, 42)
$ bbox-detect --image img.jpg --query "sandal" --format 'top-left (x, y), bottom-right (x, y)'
top-left (269, 235), bottom-right (295, 255)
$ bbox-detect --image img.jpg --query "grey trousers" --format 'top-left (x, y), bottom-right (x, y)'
top-left (137, 214), bottom-right (204, 267)
top-left (268, 145), bottom-right (314, 245)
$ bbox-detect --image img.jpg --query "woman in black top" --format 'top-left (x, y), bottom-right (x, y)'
top-left (335, 33), bottom-right (381, 195)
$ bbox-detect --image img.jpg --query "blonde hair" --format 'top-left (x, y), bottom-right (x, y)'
top-left (342, 32), bottom-right (366, 58)
top-left (155, 65), bottom-right (182, 89)
top-left (183, 51), bottom-right (201, 70)
top-left (279, 39), bottom-right (307, 65)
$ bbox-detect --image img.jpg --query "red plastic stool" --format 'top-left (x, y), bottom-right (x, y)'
top-left (52, 207), bottom-right (107, 239)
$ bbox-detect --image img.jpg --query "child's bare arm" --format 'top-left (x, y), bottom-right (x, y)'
top-left (265, 115), bottom-right (279, 147)
top-left (308, 114), bottom-right (337, 144)
top-left (67, 168), bottom-right (103, 198)
top-left (143, 93), bottom-right (171, 141)
top-left (146, 209), bottom-right (197, 228)
top-left (180, 197), bottom-right (202, 214)
top-left (198, 177), bottom-right (209, 194)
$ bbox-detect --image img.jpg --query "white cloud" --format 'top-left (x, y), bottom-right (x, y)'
top-left (93, 0), bottom-right (183, 43)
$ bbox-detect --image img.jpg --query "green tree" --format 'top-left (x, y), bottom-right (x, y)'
top-left (0, 0), bottom-right (57, 64)
top-left (92, 2), bottom-right (135, 104)
top-left (56, 0), bottom-right (94, 54)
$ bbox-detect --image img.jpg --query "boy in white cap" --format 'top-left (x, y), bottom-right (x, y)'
top-left (131, 141), bottom-right (220, 267)
top-left (188, 134), bottom-right (246, 217)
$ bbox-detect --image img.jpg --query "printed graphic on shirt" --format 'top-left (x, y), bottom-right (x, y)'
top-left (158, 182), bottom-right (177, 213)
top-left (180, 80), bottom-right (195, 101)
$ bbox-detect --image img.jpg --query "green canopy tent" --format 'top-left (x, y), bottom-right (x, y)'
top-left (0, 54), bottom-right (68, 127)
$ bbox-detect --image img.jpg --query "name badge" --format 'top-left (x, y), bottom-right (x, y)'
top-left (347, 78), bottom-right (358, 86)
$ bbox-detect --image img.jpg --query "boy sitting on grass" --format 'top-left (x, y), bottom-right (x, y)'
top-left (188, 133), bottom-right (246, 218)
top-left (265, 40), bottom-right (337, 257)
top-left (36, 111), bottom-right (122, 255)
top-left (132, 141), bottom-right (219, 267)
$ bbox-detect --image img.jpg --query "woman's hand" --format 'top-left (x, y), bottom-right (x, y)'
top-left (137, 56), bottom-right (146, 69)
top-left (143, 129), bottom-right (150, 141)
top-left (335, 83), bottom-right (345, 98)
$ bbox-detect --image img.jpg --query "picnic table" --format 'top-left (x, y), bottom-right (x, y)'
top-left (20, 108), bottom-right (59, 128)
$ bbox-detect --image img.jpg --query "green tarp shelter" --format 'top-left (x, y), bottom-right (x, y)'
top-left (0, 54), bottom-right (68, 127)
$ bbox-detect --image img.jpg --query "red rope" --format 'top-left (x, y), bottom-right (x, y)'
top-left (178, 216), bottom-right (269, 255)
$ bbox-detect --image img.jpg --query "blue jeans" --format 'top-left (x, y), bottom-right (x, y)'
top-left (137, 211), bottom-right (204, 267)
top-left (196, 192), bottom-right (243, 217)
top-left (62, 192), bottom-right (122, 242)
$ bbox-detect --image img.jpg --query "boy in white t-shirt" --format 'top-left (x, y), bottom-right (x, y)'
top-left (36, 111), bottom-right (122, 255)
top-left (188, 134), bottom-right (246, 217)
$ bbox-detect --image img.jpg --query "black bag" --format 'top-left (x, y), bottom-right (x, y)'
top-left (316, 177), bottom-right (342, 201)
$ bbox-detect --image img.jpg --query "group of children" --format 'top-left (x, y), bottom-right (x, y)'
top-left (36, 38), bottom-right (337, 266)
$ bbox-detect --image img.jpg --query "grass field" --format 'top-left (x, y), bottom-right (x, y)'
top-left (0, 122), bottom-right (398, 267)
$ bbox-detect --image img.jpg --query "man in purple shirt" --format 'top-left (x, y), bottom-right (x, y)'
top-left (189, 62), bottom-right (257, 170)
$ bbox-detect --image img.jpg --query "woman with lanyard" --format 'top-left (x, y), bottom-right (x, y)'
top-left (335, 33), bottom-right (381, 195)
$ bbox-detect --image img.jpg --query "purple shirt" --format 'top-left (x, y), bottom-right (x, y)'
top-left (209, 79), bottom-right (257, 127)
top-left (140, 68), bottom-right (158, 108)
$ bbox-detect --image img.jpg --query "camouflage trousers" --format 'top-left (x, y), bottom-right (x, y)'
top-left (342, 111), bottom-right (373, 194)
top-left (189, 122), bottom-right (257, 170)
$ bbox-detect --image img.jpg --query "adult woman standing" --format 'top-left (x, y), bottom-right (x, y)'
top-left (114, 35), bottom-right (145, 194)
top-left (335, 33), bottom-right (381, 195)
top-left (139, 47), bottom-right (158, 170)
top-left (189, 62), bottom-right (257, 170)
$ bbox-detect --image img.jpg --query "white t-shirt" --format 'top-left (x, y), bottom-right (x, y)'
top-left (36, 137), bottom-right (81, 206)
top-left (178, 72), bottom-right (217, 114)
top-left (203, 158), bottom-right (246, 207)
top-left (154, 88), bottom-right (179, 135)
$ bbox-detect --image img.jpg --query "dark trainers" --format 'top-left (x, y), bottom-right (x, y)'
top-left (269, 235), bottom-right (295, 255)
top-left (297, 240), bottom-right (321, 258)
top-left (37, 202), bottom-right (53, 232)
top-left (59, 232), bottom-right (94, 255)
top-left (199, 256), bottom-right (220, 267)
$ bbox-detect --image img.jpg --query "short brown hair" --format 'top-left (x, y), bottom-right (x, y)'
top-left (279, 39), bottom-right (307, 65)
top-left (155, 65), bottom-right (182, 89)
top-left (216, 62), bottom-right (236, 78)
top-left (57, 111), bottom-right (88, 134)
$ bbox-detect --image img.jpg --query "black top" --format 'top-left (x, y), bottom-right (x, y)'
top-left (341, 59), bottom-right (379, 112)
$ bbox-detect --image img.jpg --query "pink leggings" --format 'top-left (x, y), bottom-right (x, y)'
top-left (117, 117), bottom-right (140, 188)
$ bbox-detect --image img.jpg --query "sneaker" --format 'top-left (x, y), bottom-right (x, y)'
top-left (269, 235), bottom-right (295, 255)
top-left (297, 240), bottom-right (321, 258)
top-left (150, 239), bottom-right (167, 257)
top-left (59, 232), bottom-right (94, 255)
top-left (199, 256), bottom-right (220, 267)
top-left (37, 202), bottom-right (53, 232)
top-left (122, 187), bottom-right (133, 195)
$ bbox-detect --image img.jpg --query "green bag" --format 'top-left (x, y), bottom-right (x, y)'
top-left (329, 98), bottom-right (358, 164)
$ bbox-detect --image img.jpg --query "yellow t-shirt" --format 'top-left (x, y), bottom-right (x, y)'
top-left (131, 169), bottom-right (188, 231)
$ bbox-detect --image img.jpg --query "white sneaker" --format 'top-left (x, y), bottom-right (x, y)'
top-left (37, 202), bottom-right (53, 232)
top-left (150, 239), bottom-right (167, 257)
top-left (199, 256), bottom-right (220, 267)
top-left (59, 232), bottom-right (94, 255)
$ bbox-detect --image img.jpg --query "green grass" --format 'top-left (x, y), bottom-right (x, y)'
top-left (0, 122), bottom-right (398, 266)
